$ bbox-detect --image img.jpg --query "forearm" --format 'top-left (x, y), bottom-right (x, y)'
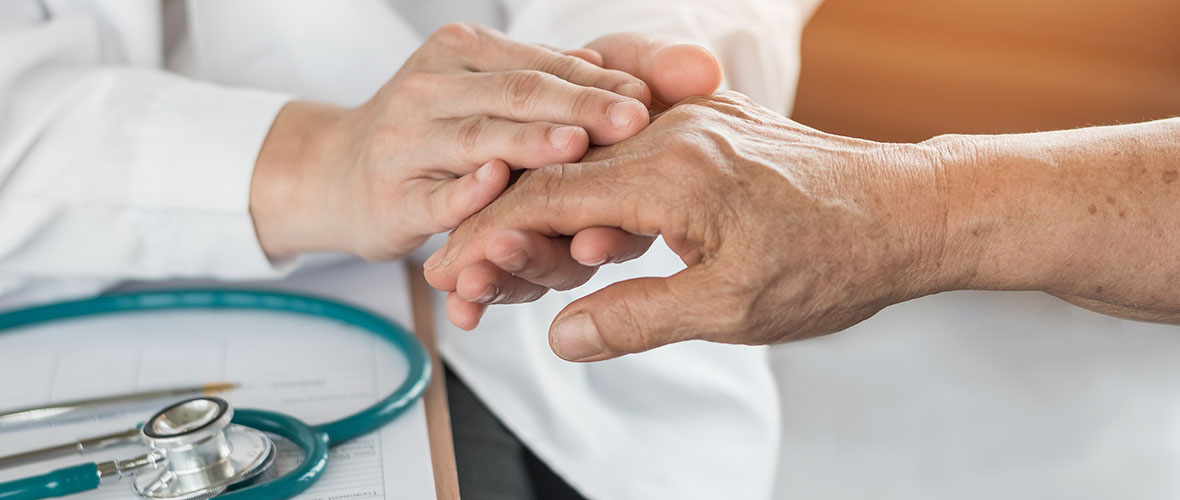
top-left (931, 118), bottom-right (1180, 321)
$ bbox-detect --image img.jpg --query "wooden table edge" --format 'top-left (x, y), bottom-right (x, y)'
top-left (407, 260), bottom-right (461, 500)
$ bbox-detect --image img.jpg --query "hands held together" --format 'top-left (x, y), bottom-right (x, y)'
top-left (251, 23), bottom-right (1180, 364)
top-left (253, 22), bottom-right (953, 363)
top-left (425, 92), bottom-right (952, 361)
top-left (427, 80), bottom-right (1180, 362)
top-left (250, 24), bottom-right (721, 260)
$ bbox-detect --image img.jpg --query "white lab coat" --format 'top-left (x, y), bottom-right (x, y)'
top-left (0, 1), bottom-right (807, 499)
top-left (13, 2), bottom-right (1173, 500)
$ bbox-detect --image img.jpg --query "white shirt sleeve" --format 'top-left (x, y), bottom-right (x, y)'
top-left (0, 16), bottom-right (292, 303)
top-left (503, 0), bottom-right (818, 114)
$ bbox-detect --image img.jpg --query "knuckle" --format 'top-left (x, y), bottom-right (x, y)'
top-left (434, 189), bottom-right (475, 232)
top-left (679, 91), bottom-right (737, 108)
top-left (712, 89), bottom-right (754, 106)
top-left (446, 217), bottom-right (478, 249)
top-left (398, 72), bottom-right (439, 97)
top-left (549, 268), bottom-right (593, 292)
top-left (660, 100), bottom-right (704, 122)
top-left (455, 116), bottom-right (491, 158)
top-left (569, 88), bottom-right (601, 120)
top-left (681, 91), bottom-right (758, 122)
top-left (513, 123), bottom-right (544, 150)
top-left (614, 292), bottom-right (657, 352)
top-left (504, 284), bottom-right (548, 304)
top-left (523, 253), bottom-right (560, 283)
top-left (538, 54), bottom-right (584, 79)
top-left (501, 70), bottom-right (551, 116)
top-left (529, 164), bottom-right (566, 211)
top-left (430, 22), bottom-right (480, 49)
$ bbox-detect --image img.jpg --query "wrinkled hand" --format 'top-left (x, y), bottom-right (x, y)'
top-left (423, 33), bottom-right (725, 327)
top-left (426, 92), bottom-right (955, 361)
top-left (251, 23), bottom-right (654, 260)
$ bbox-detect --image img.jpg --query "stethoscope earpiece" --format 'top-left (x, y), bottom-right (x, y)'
top-left (133, 397), bottom-right (275, 500)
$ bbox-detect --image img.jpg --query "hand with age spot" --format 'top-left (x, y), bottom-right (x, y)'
top-left (425, 91), bottom-right (1180, 362)
top-left (426, 92), bottom-right (949, 359)
top-left (420, 31), bottom-right (727, 324)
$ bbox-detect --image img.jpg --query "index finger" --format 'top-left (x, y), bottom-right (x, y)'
top-left (428, 24), bottom-right (653, 106)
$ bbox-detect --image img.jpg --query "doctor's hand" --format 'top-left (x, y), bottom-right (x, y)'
top-left (425, 92), bottom-right (951, 361)
top-left (248, 23), bottom-right (654, 260)
top-left (424, 33), bottom-right (726, 328)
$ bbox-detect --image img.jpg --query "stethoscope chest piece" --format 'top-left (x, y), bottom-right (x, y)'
top-left (133, 397), bottom-right (275, 500)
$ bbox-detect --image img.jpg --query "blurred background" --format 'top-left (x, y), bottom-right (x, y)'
top-left (791, 0), bottom-right (1180, 142)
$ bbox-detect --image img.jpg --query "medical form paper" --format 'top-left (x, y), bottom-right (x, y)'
top-left (0, 260), bottom-right (436, 500)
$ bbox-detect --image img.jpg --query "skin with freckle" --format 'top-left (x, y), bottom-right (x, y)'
top-left (427, 94), bottom-right (1180, 362)
top-left (428, 92), bottom-right (948, 355)
top-left (420, 33), bottom-right (726, 327)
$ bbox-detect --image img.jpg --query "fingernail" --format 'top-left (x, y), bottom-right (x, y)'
top-left (552, 313), bottom-right (604, 361)
top-left (549, 126), bottom-right (580, 150)
top-left (424, 248), bottom-right (445, 269)
top-left (581, 255), bottom-right (608, 267)
top-left (498, 249), bottom-right (529, 272)
top-left (609, 101), bottom-right (644, 130)
top-left (475, 160), bottom-right (495, 183)
top-left (616, 83), bottom-right (646, 101)
top-left (441, 245), bottom-right (462, 267)
top-left (476, 284), bottom-right (498, 304)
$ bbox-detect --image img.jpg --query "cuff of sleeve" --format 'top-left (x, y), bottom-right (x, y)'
top-left (132, 76), bottom-right (298, 278)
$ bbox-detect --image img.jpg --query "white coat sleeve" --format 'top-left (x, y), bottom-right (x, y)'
top-left (0, 16), bottom-right (293, 299)
top-left (503, 0), bottom-right (820, 114)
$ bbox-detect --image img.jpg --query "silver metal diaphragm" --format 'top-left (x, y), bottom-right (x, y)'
top-left (132, 397), bottom-right (275, 500)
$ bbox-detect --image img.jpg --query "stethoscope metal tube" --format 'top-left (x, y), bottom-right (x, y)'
top-left (0, 289), bottom-right (430, 500)
top-left (97, 451), bottom-right (165, 484)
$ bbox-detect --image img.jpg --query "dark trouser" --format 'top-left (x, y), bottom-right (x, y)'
top-left (446, 366), bottom-right (588, 500)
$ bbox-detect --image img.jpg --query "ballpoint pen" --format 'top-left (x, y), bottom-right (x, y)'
top-left (0, 382), bottom-right (238, 430)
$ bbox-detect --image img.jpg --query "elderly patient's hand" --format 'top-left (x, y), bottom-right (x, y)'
top-left (250, 24), bottom-right (655, 260)
top-left (425, 92), bottom-right (953, 361)
top-left (414, 32), bottom-right (725, 327)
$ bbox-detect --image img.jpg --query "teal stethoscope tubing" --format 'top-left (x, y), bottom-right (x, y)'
top-left (0, 289), bottom-right (431, 500)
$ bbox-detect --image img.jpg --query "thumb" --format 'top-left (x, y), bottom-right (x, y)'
top-left (585, 33), bottom-right (723, 107)
top-left (548, 264), bottom-right (718, 362)
top-left (422, 159), bottom-right (511, 232)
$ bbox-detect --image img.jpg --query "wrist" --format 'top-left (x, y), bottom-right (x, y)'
top-left (250, 101), bottom-right (352, 258)
top-left (864, 141), bottom-right (961, 300)
top-left (920, 132), bottom-right (1061, 293)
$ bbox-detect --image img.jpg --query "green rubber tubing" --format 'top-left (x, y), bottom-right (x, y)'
top-left (0, 464), bottom-right (99, 500)
top-left (0, 289), bottom-right (431, 500)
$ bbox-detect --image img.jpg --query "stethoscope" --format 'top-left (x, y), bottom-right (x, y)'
top-left (0, 289), bottom-right (431, 500)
